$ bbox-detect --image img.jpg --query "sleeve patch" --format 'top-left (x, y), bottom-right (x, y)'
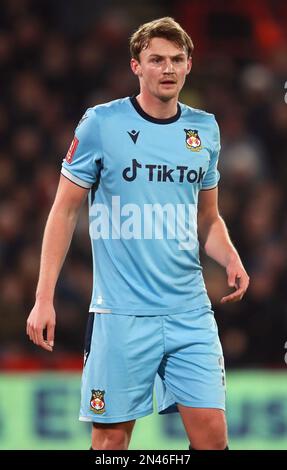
top-left (65, 136), bottom-right (79, 164)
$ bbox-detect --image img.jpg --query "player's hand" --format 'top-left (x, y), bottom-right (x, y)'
top-left (220, 256), bottom-right (250, 304)
top-left (26, 302), bottom-right (56, 352)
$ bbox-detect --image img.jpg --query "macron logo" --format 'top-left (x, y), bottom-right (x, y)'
top-left (127, 130), bottom-right (140, 144)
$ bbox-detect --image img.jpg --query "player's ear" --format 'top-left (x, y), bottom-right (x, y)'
top-left (130, 58), bottom-right (141, 77)
top-left (186, 57), bottom-right (192, 75)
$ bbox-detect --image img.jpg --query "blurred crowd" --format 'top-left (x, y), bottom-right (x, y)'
top-left (0, 0), bottom-right (287, 368)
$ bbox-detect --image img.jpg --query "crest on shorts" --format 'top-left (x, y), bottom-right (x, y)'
top-left (184, 129), bottom-right (202, 151)
top-left (90, 389), bottom-right (106, 414)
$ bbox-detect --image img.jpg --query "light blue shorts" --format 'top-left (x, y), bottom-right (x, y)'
top-left (79, 307), bottom-right (226, 424)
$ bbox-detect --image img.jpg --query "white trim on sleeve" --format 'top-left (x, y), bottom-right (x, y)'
top-left (61, 167), bottom-right (92, 189)
top-left (200, 185), bottom-right (218, 191)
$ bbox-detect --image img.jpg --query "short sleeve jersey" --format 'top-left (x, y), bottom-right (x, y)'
top-left (61, 96), bottom-right (221, 315)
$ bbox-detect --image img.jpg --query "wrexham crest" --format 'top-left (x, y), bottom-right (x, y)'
top-left (90, 389), bottom-right (106, 414)
top-left (184, 129), bottom-right (202, 151)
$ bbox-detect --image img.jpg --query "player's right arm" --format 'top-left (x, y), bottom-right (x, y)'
top-left (26, 175), bottom-right (89, 352)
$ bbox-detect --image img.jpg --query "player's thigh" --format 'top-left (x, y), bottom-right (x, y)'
top-left (178, 406), bottom-right (227, 448)
top-left (178, 406), bottom-right (227, 434)
top-left (92, 419), bottom-right (136, 442)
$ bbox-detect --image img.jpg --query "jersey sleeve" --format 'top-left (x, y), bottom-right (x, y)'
top-left (61, 108), bottom-right (102, 189)
top-left (201, 117), bottom-right (221, 190)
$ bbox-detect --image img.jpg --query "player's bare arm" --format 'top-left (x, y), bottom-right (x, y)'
top-left (26, 175), bottom-right (89, 351)
top-left (197, 187), bottom-right (250, 304)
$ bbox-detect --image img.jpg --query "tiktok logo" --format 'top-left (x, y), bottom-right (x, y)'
top-left (122, 159), bottom-right (206, 184)
top-left (122, 159), bottom-right (142, 181)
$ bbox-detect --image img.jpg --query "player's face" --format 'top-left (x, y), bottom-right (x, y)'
top-left (131, 37), bottom-right (192, 102)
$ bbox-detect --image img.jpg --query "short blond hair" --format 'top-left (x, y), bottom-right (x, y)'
top-left (130, 17), bottom-right (194, 61)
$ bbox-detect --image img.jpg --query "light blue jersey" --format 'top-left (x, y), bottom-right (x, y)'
top-left (61, 96), bottom-right (220, 316)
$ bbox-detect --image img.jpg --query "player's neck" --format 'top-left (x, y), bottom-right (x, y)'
top-left (136, 92), bottom-right (178, 120)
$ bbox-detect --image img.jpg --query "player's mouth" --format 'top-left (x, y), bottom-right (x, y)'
top-left (160, 80), bottom-right (177, 85)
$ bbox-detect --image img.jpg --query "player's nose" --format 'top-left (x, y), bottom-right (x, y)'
top-left (163, 59), bottom-right (174, 73)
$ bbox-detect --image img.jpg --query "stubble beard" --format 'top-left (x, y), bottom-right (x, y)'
top-left (156, 87), bottom-right (179, 103)
top-left (158, 93), bottom-right (176, 103)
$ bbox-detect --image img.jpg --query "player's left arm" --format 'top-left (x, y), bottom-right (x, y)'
top-left (197, 186), bottom-right (250, 303)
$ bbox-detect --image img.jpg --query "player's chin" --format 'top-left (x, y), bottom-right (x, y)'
top-left (157, 89), bottom-right (178, 102)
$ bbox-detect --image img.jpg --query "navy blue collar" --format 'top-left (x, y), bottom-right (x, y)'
top-left (130, 95), bottom-right (181, 124)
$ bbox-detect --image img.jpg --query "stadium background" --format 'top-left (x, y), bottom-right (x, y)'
top-left (0, 0), bottom-right (287, 449)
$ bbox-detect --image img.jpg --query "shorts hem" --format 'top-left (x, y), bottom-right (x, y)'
top-left (157, 399), bottom-right (178, 414)
top-left (158, 400), bottom-right (225, 414)
top-left (79, 408), bottom-right (154, 423)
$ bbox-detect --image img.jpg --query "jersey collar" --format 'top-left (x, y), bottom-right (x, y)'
top-left (130, 95), bottom-right (181, 124)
